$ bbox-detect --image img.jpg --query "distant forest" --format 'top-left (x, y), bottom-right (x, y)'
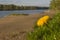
top-left (0, 4), bottom-right (49, 10)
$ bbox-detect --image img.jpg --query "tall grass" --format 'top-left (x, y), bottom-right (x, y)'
top-left (27, 12), bottom-right (60, 40)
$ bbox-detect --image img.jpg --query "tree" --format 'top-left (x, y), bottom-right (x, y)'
top-left (0, 5), bottom-right (3, 10)
top-left (50, 0), bottom-right (60, 10)
top-left (50, 0), bottom-right (56, 10)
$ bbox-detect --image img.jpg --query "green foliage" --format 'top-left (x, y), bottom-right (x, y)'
top-left (50, 0), bottom-right (56, 9)
top-left (50, 0), bottom-right (60, 10)
top-left (10, 13), bottom-right (29, 16)
top-left (0, 4), bottom-right (49, 10)
top-left (27, 12), bottom-right (60, 40)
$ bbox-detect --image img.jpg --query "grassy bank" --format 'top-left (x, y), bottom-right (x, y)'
top-left (27, 12), bottom-right (60, 40)
top-left (10, 13), bottom-right (29, 16)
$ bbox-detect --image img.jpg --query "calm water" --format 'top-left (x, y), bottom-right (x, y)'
top-left (0, 10), bottom-right (46, 17)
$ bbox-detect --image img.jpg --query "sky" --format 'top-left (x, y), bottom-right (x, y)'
top-left (0, 0), bottom-right (51, 7)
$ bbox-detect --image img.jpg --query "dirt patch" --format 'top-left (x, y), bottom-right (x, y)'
top-left (0, 11), bottom-right (55, 40)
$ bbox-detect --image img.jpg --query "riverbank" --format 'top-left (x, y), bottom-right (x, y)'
top-left (0, 10), bottom-right (55, 40)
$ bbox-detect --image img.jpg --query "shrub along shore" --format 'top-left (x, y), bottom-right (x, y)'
top-left (27, 11), bottom-right (60, 40)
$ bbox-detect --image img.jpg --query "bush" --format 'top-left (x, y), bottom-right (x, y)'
top-left (27, 12), bottom-right (60, 40)
top-left (50, 0), bottom-right (60, 10)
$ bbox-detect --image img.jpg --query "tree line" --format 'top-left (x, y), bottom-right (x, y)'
top-left (0, 4), bottom-right (49, 10)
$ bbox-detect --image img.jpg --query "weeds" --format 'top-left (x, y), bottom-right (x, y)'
top-left (10, 13), bottom-right (29, 16)
top-left (27, 12), bottom-right (60, 40)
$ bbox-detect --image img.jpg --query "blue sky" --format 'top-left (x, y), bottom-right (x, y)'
top-left (0, 0), bottom-right (51, 6)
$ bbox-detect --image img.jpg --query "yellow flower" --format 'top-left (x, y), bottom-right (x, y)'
top-left (37, 15), bottom-right (49, 26)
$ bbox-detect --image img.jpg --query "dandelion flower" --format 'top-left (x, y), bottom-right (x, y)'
top-left (37, 15), bottom-right (49, 26)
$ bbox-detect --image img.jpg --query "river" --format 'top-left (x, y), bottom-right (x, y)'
top-left (0, 10), bottom-right (47, 18)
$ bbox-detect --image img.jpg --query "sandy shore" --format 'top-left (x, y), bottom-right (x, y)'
top-left (0, 11), bottom-right (55, 40)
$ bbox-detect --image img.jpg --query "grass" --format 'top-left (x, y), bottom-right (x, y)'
top-left (27, 12), bottom-right (60, 40)
top-left (10, 13), bottom-right (29, 16)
